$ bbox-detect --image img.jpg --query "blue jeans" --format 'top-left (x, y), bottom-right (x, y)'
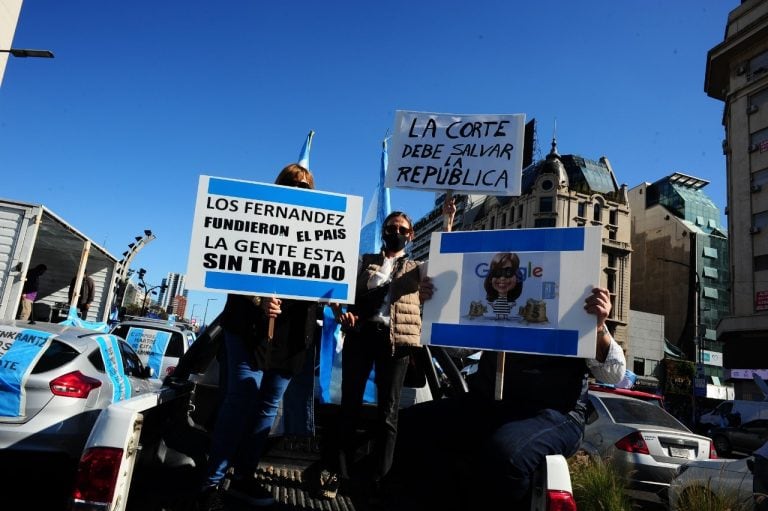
top-left (394, 394), bottom-right (584, 510)
top-left (203, 330), bottom-right (292, 487)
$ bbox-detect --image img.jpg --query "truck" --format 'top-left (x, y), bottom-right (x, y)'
top-left (68, 319), bottom-right (577, 511)
top-left (0, 198), bottom-right (119, 322)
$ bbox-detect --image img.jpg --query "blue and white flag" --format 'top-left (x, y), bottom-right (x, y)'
top-left (59, 306), bottom-right (110, 333)
top-left (298, 130), bottom-right (314, 169)
top-left (359, 138), bottom-right (391, 255)
top-left (94, 334), bottom-right (132, 402)
top-left (0, 326), bottom-right (55, 418)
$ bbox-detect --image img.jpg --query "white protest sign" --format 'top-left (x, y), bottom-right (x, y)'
top-left (386, 110), bottom-right (525, 195)
top-left (186, 176), bottom-right (363, 303)
top-left (421, 226), bottom-right (602, 359)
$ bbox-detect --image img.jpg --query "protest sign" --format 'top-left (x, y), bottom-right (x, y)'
top-left (421, 226), bottom-right (602, 359)
top-left (386, 110), bottom-right (525, 195)
top-left (186, 176), bottom-right (363, 303)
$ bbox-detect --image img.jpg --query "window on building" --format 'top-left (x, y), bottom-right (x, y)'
top-left (608, 229), bottom-right (617, 241)
top-left (696, 216), bottom-right (705, 226)
top-left (749, 50), bottom-right (768, 78)
top-left (541, 179), bottom-right (554, 191)
top-left (750, 88), bottom-right (768, 111)
top-left (489, 216), bottom-right (495, 229)
top-left (751, 127), bottom-right (768, 151)
top-left (534, 218), bottom-right (556, 228)
top-left (593, 203), bottom-right (602, 222)
top-left (606, 272), bottom-right (615, 293)
top-left (754, 167), bottom-right (768, 189)
top-left (703, 247), bottom-right (718, 259)
top-left (539, 196), bottom-right (553, 213)
top-left (609, 209), bottom-right (618, 225)
top-left (517, 204), bottom-right (523, 220)
top-left (704, 328), bottom-right (717, 341)
top-left (578, 202), bottom-right (586, 218)
top-left (608, 254), bottom-right (617, 268)
top-left (645, 359), bottom-right (659, 377)
top-left (633, 358), bottom-right (645, 376)
top-left (500, 214), bottom-right (506, 228)
top-left (702, 266), bottom-right (718, 279)
top-left (702, 286), bottom-right (719, 299)
top-left (754, 210), bottom-right (768, 231)
top-left (755, 254), bottom-right (768, 272)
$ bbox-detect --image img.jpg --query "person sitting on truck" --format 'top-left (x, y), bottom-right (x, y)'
top-left (196, 163), bottom-right (321, 511)
top-left (390, 286), bottom-right (626, 511)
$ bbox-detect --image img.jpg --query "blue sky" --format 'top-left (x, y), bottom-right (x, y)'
top-left (1, 1), bottom-right (735, 321)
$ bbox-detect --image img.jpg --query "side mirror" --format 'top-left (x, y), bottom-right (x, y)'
top-left (142, 366), bottom-right (154, 379)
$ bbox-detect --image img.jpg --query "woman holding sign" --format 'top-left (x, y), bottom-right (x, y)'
top-left (318, 200), bottom-right (456, 502)
top-left (196, 163), bottom-right (320, 511)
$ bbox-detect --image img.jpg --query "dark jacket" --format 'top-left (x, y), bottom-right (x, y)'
top-left (220, 293), bottom-right (318, 375)
top-left (467, 351), bottom-right (590, 422)
top-left (22, 265), bottom-right (46, 294)
top-left (68, 276), bottom-right (95, 306)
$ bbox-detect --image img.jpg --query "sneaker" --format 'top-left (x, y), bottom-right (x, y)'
top-left (228, 476), bottom-right (276, 507)
top-left (195, 485), bottom-right (226, 511)
top-left (318, 469), bottom-right (340, 499)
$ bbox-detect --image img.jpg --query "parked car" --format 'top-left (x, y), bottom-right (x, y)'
top-left (699, 399), bottom-right (768, 431)
top-left (668, 456), bottom-right (755, 510)
top-left (581, 390), bottom-right (717, 506)
top-left (0, 320), bottom-right (157, 509)
top-left (709, 418), bottom-right (768, 457)
top-left (110, 316), bottom-right (196, 381)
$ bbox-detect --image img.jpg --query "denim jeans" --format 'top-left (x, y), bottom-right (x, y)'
top-left (203, 329), bottom-right (292, 487)
top-left (394, 394), bottom-right (584, 511)
top-left (281, 344), bottom-right (316, 436)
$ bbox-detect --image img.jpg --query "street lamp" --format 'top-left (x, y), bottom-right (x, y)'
top-left (658, 256), bottom-right (702, 425)
top-left (0, 48), bottom-right (54, 58)
top-left (203, 298), bottom-right (218, 327)
top-left (190, 304), bottom-right (199, 322)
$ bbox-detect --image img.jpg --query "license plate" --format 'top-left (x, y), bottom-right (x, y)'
top-left (669, 447), bottom-right (689, 458)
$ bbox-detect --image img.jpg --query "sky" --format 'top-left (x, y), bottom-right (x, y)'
top-left (1, 0), bottom-right (737, 322)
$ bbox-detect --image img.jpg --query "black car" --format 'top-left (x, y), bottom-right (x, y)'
top-left (709, 418), bottom-right (768, 457)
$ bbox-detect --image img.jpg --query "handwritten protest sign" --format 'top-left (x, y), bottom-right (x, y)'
top-left (421, 226), bottom-right (602, 359)
top-left (386, 110), bottom-right (525, 195)
top-left (186, 176), bottom-right (363, 303)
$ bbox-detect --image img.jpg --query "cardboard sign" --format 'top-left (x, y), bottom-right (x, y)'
top-left (421, 226), bottom-right (602, 358)
top-left (386, 110), bottom-right (525, 195)
top-left (186, 176), bottom-right (363, 303)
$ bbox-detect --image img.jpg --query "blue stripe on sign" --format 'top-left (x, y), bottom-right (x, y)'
top-left (429, 323), bottom-right (579, 356)
top-left (439, 227), bottom-right (585, 254)
top-left (148, 331), bottom-right (171, 379)
top-left (205, 271), bottom-right (348, 300)
top-left (208, 177), bottom-right (347, 212)
top-left (95, 335), bottom-right (132, 402)
top-left (0, 329), bottom-right (53, 418)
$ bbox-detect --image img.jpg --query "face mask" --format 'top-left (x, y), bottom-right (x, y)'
top-left (382, 232), bottom-right (408, 252)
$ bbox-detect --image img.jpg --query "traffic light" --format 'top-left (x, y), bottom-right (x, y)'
top-left (138, 268), bottom-right (147, 280)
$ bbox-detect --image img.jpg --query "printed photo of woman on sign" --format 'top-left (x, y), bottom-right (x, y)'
top-left (460, 251), bottom-right (560, 327)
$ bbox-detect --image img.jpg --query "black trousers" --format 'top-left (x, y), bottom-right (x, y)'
top-left (328, 321), bottom-right (412, 482)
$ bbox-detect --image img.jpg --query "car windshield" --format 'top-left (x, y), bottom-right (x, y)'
top-left (601, 395), bottom-right (687, 430)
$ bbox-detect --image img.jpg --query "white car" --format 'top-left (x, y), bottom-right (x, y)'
top-left (668, 456), bottom-right (755, 510)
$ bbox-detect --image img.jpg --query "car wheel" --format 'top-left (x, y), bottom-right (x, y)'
top-left (712, 435), bottom-right (732, 457)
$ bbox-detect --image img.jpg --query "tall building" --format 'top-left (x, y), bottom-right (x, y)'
top-left (628, 173), bottom-right (730, 394)
top-left (158, 272), bottom-right (185, 312)
top-left (411, 140), bottom-right (632, 350)
top-left (706, 0), bottom-right (768, 399)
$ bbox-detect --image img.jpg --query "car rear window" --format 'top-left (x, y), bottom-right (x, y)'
top-left (112, 325), bottom-right (186, 358)
top-left (600, 395), bottom-right (687, 430)
top-left (31, 340), bottom-right (79, 373)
